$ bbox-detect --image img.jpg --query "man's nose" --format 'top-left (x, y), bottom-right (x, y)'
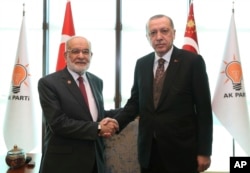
top-left (156, 32), bottom-right (163, 39)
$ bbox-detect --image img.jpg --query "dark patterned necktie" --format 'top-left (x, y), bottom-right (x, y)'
top-left (155, 58), bottom-right (165, 83)
top-left (153, 58), bottom-right (165, 108)
top-left (77, 76), bottom-right (89, 107)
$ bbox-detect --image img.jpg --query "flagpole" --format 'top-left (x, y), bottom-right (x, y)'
top-left (233, 138), bottom-right (235, 156)
top-left (23, 3), bottom-right (25, 17)
top-left (188, 0), bottom-right (191, 10)
top-left (189, 0), bottom-right (193, 6)
top-left (232, 0), bottom-right (235, 157)
top-left (232, 0), bottom-right (235, 13)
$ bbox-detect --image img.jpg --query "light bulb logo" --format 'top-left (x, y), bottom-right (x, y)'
top-left (225, 61), bottom-right (242, 91)
top-left (12, 64), bottom-right (27, 93)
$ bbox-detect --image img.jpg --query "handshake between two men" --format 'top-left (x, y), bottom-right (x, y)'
top-left (98, 118), bottom-right (119, 138)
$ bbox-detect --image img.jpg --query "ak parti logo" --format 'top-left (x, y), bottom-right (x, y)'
top-left (222, 55), bottom-right (243, 91)
top-left (12, 61), bottom-right (29, 94)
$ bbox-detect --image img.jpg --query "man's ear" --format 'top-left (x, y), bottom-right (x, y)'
top-left (146, 34), bottom-right (151, 43)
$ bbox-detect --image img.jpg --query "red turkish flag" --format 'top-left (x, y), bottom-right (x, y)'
top-left (182, 2), bottom-right (199, 54)
top-left (56, 0), bottom-right (75, 71)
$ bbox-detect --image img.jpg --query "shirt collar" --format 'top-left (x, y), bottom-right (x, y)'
top-left (154, 46), bottom-right (173, 63)
top-left (67, 67), bottom-right (88, 83)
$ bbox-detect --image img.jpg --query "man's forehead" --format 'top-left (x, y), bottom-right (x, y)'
top-left (149, 19), bottom-right (170, 27)
top-left (70, 39), bottom-right (88, 46)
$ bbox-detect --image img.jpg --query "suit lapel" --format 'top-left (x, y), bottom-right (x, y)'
top-left (141, 53), bottom-right (155, 109)
top-left (157, 47), bottom-right (182, 108)
top-left (86, 73), bottom-right (102, 121)
top-left (61, 68), bottom-right (90, 111)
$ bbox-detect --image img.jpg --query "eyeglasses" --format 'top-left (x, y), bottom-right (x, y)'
top-left (67, 48), bottom-right (90, 55)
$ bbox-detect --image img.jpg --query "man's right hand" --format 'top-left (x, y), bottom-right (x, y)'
top-left (98, 118), bottom-right (119, 138)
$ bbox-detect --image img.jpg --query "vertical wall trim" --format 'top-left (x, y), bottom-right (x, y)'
top-left (42, 0), bottom-right (49, 152)
top-left (115, 0), bottom-right (122, 108)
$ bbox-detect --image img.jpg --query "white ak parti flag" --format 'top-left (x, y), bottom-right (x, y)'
top-left (3, 12), bottom-right (37, 152)
top-left (212, 10), bottom-right (250, 155)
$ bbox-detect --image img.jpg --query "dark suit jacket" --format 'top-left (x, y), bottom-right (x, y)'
top-left (38, 68), bottom-right (118, 173)
top-left (115, 46), bottom-right (213, 172)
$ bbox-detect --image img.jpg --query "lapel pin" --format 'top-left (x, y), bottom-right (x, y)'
top-left (174, 59), bottom-right (179, 62)
top-left (67, 80), bottom-right (71, 84)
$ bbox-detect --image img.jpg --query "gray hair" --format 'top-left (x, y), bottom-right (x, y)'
top-left (146, 14), bottom-right (175, 34)
top-left (65, 36), bottom-right (92, 51)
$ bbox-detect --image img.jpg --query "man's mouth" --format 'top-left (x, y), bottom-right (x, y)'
top-left (76, 61), bottom-right (88, 65)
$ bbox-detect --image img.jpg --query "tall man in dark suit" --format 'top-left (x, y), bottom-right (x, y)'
top-left (38, 36), bottom-right (119, 173)
top-left (114, 14), bottom-right (213, 173)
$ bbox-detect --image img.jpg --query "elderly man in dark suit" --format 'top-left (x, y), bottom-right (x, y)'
top-left (38, 36), bottom-right (119, 173)
top-left (114, 14), bottom-right (213, 173)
